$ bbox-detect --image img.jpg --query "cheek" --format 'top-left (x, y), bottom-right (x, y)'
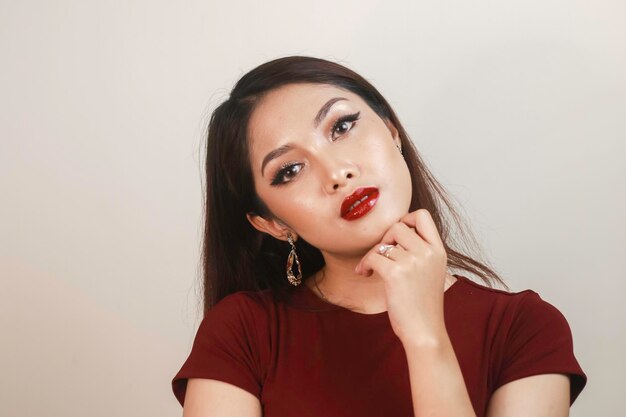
top-left (260, 187), bottom-right (336, 247)
top-left (359, 133), bottom-right (401, 173)
top-left (261, 188), bottom-right (319, 228)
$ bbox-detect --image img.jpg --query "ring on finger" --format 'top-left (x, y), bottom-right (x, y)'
top-left (377, 244), bottom-right (396, 259)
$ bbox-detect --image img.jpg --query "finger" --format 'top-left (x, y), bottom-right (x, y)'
top-left (356, 221), bottom-right (426, 275)
top-left (377, 243), bottom-right (408, 261)
top-left (356, 239), bottom-right (403, 274)
top-left (400, 209), bottom-right (444, 248)
top-left (356, 243), bottom-right (393, 275)
top-left (359, 244), bottom-right (413, 276)
top-left (378, 221), bottom-right (429, 255)
top-left (357, 247), bottom-right (397, 277)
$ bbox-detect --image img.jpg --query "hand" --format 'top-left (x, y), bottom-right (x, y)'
top-left (355, 209), bottom-right (448, 345)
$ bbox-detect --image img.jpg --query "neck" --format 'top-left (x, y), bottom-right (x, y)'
top-left (305, 252), bottom-right (456, 314)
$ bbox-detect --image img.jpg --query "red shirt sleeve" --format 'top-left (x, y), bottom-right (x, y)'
top-left (171, 293), bottom-right (263, 406)
top-left (494, 291), bottom-right (587, 405)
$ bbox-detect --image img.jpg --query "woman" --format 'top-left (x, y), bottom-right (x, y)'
top-left (171, 56), bottom-right (587, 416)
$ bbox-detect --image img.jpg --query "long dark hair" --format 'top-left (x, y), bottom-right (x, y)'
top-left (199, 55), bottom-right (508, 315)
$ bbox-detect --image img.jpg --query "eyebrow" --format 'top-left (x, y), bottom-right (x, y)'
top-left (313, 97), bottom-right (348, 128)
top-left (261, 97), bottom-right (348, 177)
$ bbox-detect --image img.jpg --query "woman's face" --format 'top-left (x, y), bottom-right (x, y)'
top-left (246, 83), bottom-right (413, 257)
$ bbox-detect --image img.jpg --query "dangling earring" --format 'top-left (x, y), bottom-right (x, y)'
top-left (286, 232), bottom-right (302, 286)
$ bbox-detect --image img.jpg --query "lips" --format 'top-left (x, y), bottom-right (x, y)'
top-left (341, 186), bottom-right (380, 220)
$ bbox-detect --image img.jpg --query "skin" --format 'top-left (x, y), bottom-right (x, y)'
top-left (198, 81), bottom-right (571, 417)
top-left (245, 82), bottom-right (457, 318)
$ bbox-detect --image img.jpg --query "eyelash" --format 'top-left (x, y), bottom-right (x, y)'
top-left (270, 111), bottom-right (361, 186)
top-left (331, 111), bottom-right (361, 140)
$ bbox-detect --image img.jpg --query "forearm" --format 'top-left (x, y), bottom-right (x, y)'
top-left (403, 331), bottom-right (477, 417)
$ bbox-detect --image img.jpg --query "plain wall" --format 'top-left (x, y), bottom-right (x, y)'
top-left (1, 0), bottom-right (624, 416)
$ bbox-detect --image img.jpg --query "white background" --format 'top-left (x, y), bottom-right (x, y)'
top-left (1, 1), bottom-right (624, 416)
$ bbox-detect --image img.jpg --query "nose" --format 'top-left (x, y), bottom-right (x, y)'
top-left (321, 158), bottom-right (358, 194)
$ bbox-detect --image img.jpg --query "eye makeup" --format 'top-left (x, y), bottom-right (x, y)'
top-left (270, 162), bottom-right (303, 186)
top-left (269, 111), bottom-right (361, 186)
top-left (331, 111), bottom-right (360, 140)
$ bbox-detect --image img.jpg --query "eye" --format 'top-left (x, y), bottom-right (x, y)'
top-left (270, 162), bottom-right (303, 186)
top-left (331, 111), bottom-right (360, 141)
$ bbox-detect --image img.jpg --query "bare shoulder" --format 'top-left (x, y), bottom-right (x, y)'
top-left (183, 378), bottom-right (262, 417)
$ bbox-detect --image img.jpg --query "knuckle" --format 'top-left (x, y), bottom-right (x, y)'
top-left (390, 264), bottom-right (403, 276)
top-left (407, 255), bottom-right (420, 268)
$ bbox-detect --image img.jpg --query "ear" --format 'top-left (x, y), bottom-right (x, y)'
top-left (384, 118), bottom-right (401, 149)
top-left (246, 212), bottom-right (292, 242)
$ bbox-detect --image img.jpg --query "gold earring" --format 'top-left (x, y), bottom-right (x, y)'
top-left (286, 232), bottom-right (302, 286)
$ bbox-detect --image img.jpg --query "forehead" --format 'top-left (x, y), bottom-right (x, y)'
top-left (247, 83), bottom-right (365, 155)
top-left (254, 82), bottom-right (359, 118)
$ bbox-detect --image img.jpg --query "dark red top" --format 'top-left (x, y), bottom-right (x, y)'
top-left (172, 274), bottom-right (587, 416)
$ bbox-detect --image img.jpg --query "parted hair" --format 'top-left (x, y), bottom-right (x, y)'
top-left (199, 55), bottom-right (507, 315)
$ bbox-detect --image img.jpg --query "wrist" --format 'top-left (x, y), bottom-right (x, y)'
top-left (400, 325), bottom-right (449, 350)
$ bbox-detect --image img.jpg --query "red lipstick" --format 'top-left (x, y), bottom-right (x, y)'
top-left (340, 187), bottom-right (379, 220)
